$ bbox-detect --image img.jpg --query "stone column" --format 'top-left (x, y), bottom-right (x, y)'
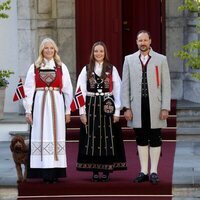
top-left (166, 0), bottom-right (185, 100)
top-left (17, 0), bottom-right (76, 88)
top-left (56, 0), bottom-right (76, 88)
top-left (18, 0), bottom-right (36, 114)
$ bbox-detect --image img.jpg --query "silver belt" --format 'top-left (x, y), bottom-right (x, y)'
top-left (36, 87), bottom-right (60, 91)
top-left (86, 92), bottom-right (112, 97)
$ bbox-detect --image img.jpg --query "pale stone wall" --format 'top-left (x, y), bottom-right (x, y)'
top-left (0, 0), bottom-right (18, 113)
top-left (166, 0), bottom-right (200, 103)
top-left (166, 0), bottom-right (185, 100)
top-left (18, 0), bottom-right (76, 87)
top-left (17, 0), bottom-right (76, 113)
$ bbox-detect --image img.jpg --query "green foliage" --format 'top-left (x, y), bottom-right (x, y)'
top-left (0, 0), bottom-right (13, 87)
top-left (175, 0), bottom-right (200, 80)
top-left (192, 73), bottom-right (200, 79)
top-left (175, 41), bottom-right (200, 69)
top-left (0, 0), bottom-right (11, 19)
top-left (178, 0), bottom-right (200, 12)
top-left (0, 70), bottom-right (14, 87)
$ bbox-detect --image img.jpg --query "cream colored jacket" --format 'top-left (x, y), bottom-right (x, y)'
top-left (121, 48), bottom-right (171, 128)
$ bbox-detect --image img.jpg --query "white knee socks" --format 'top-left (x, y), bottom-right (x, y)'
top-left (137, 145), bottom-right (161, 174)
top-left (150, 146), bottom-right (161, 174)
top-left (137, 145), bottom-right (148, 175)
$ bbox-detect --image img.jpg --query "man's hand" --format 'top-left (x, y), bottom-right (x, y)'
top-left (160, 110), bottom-right (169, 120)
top-left (124, 109), bottom-right (133, 121)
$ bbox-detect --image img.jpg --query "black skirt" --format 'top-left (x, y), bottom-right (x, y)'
top-left (77, 95), bottom-right (127, 172)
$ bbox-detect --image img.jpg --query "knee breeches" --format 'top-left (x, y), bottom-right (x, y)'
top-left (134, 128), bottom-right (162, 147)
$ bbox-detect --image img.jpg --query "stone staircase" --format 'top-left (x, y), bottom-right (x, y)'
top-left (1, 100), bottom-right (199, 142)
top-left (176, 100), bottom-right (200, 141)
top-left (0, 113), bottom-right (28, 141)
top-left (1, 100), bottom-right (200, 200)
top-left (65, 99), bottom-right (177, 141)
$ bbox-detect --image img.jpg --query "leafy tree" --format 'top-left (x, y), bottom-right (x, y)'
top-left (175, 0), bottom-right (200, 79)
top-left (0, 0), bottom-right (11, 19)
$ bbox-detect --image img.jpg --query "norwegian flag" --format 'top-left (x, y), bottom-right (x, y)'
top-left (70, 86), bottom-right (85, 112)
top-left (13, 78), bottom-right (26, 102)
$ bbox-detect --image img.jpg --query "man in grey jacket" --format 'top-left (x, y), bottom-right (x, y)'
top-left (121, 30), bottom-right (171, 184)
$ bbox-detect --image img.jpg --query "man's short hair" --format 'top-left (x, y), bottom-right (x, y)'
top-left (137, 30), bottom-right (151, 39)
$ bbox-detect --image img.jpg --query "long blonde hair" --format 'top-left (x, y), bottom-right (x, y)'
top-left (35, 38), bottom-right (62, 68)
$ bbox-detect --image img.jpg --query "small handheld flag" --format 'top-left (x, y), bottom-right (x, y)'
top-left (13, 78), bottom-right (26, 102)
top-left (70, 86), bottom-right (85, 112)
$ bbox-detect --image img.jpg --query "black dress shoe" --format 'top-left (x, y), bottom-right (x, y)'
top-left (43, 178), bottom-right (53, 184)
top-left (150, 173), bottom-right (159, 184)
top-left (53, 177), bottom-right (58, 183)
top-left (101, 174), bottom-right (110, 182)
top-left (92, 174), bottom-right (100, 182)
top-left (134, 172), bottom-right (149, 183)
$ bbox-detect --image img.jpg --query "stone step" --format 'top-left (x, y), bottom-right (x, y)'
top-left (176, 127), bottom-right (200, 141)
top-left (9, 127), bottom-right (177, 141)
top-left (177, 100), bottom-right (200, 110)
top-left (178, 115), bottom-right (200, 122)
top-left (176, 100), bottom-right (200, 140)
top-left (68, 114), bottom-right (176, 128)
top-left (9, 130), bottom-right (29, 139)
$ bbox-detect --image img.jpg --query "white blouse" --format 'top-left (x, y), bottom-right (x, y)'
top-left (76, 62), bottom-right (122, 116)
top-left (23, 59), bottom-right (73, 114)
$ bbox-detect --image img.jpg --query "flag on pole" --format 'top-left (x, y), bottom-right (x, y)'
top-left (13, 78), bottom-right (26, 102)
top-left (70, 86), bottom-right (85, 112)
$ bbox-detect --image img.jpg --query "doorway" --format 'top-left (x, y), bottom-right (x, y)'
top-left (75, 0), bottom-right (165, 77)
top-left (122, 0), bottom-right (165, 59)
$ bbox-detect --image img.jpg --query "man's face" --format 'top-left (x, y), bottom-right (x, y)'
top-left (136, 33), bottom-right (151, 53)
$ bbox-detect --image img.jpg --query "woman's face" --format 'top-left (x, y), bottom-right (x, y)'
top-left (42, 42), bottom-right (55, 60)
top-left (93, 45), bottom-right (105, 63)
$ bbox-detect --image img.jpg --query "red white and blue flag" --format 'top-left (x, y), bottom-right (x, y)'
top-left (13, 78), bottom-right (26, 102)
top-left (70, 86), bottom-right (85, 112)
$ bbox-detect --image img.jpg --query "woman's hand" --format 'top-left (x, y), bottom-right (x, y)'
top-left (65, 114), bottom-right (71, 123)
top-left (25, 113), bottom-right (33, 125)
top-left (80, 114), bottom-right (87, 125)
top-left (113, 116), bottom-right (119, 123)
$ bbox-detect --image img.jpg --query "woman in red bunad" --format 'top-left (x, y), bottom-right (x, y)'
top-left (76, 41), bottom-right (127, 182)
top-left (23, 38), bottom-right (73, 183)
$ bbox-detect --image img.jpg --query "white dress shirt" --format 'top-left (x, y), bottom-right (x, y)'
top-left (76, 62), bottom-right (122, 116)
top-left (140, 54), bottom-right (149, 65)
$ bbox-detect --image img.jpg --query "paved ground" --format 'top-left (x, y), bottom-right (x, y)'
top-left (1, 141), bottom-right (200, 200)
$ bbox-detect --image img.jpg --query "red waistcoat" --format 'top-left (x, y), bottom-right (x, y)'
top-left (35, 64), bottom-right (63, 90)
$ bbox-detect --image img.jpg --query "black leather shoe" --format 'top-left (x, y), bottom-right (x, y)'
top-left (53, 177), bottom-right (58, 183)
top-left (101, 174), bottom-right (110, 182)
top-left (150, 173), bottom-right (159, 184)
top-left (43, 178), bottom-right (54, 184)
top-left (134, 172), bottom-right (149, 183)
top-left (92, 173), bottom-right (100, 182)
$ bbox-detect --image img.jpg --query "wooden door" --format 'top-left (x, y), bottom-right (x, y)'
top-left (75, 0), bottom-right (165, 77)
top-left (75, 0), bottom-right (122, 76)
top-left (122, 0), bottom-right (165, 58)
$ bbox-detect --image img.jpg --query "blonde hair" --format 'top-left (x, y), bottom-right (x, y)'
top-left (35, 38), bottom-right (62, 68)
